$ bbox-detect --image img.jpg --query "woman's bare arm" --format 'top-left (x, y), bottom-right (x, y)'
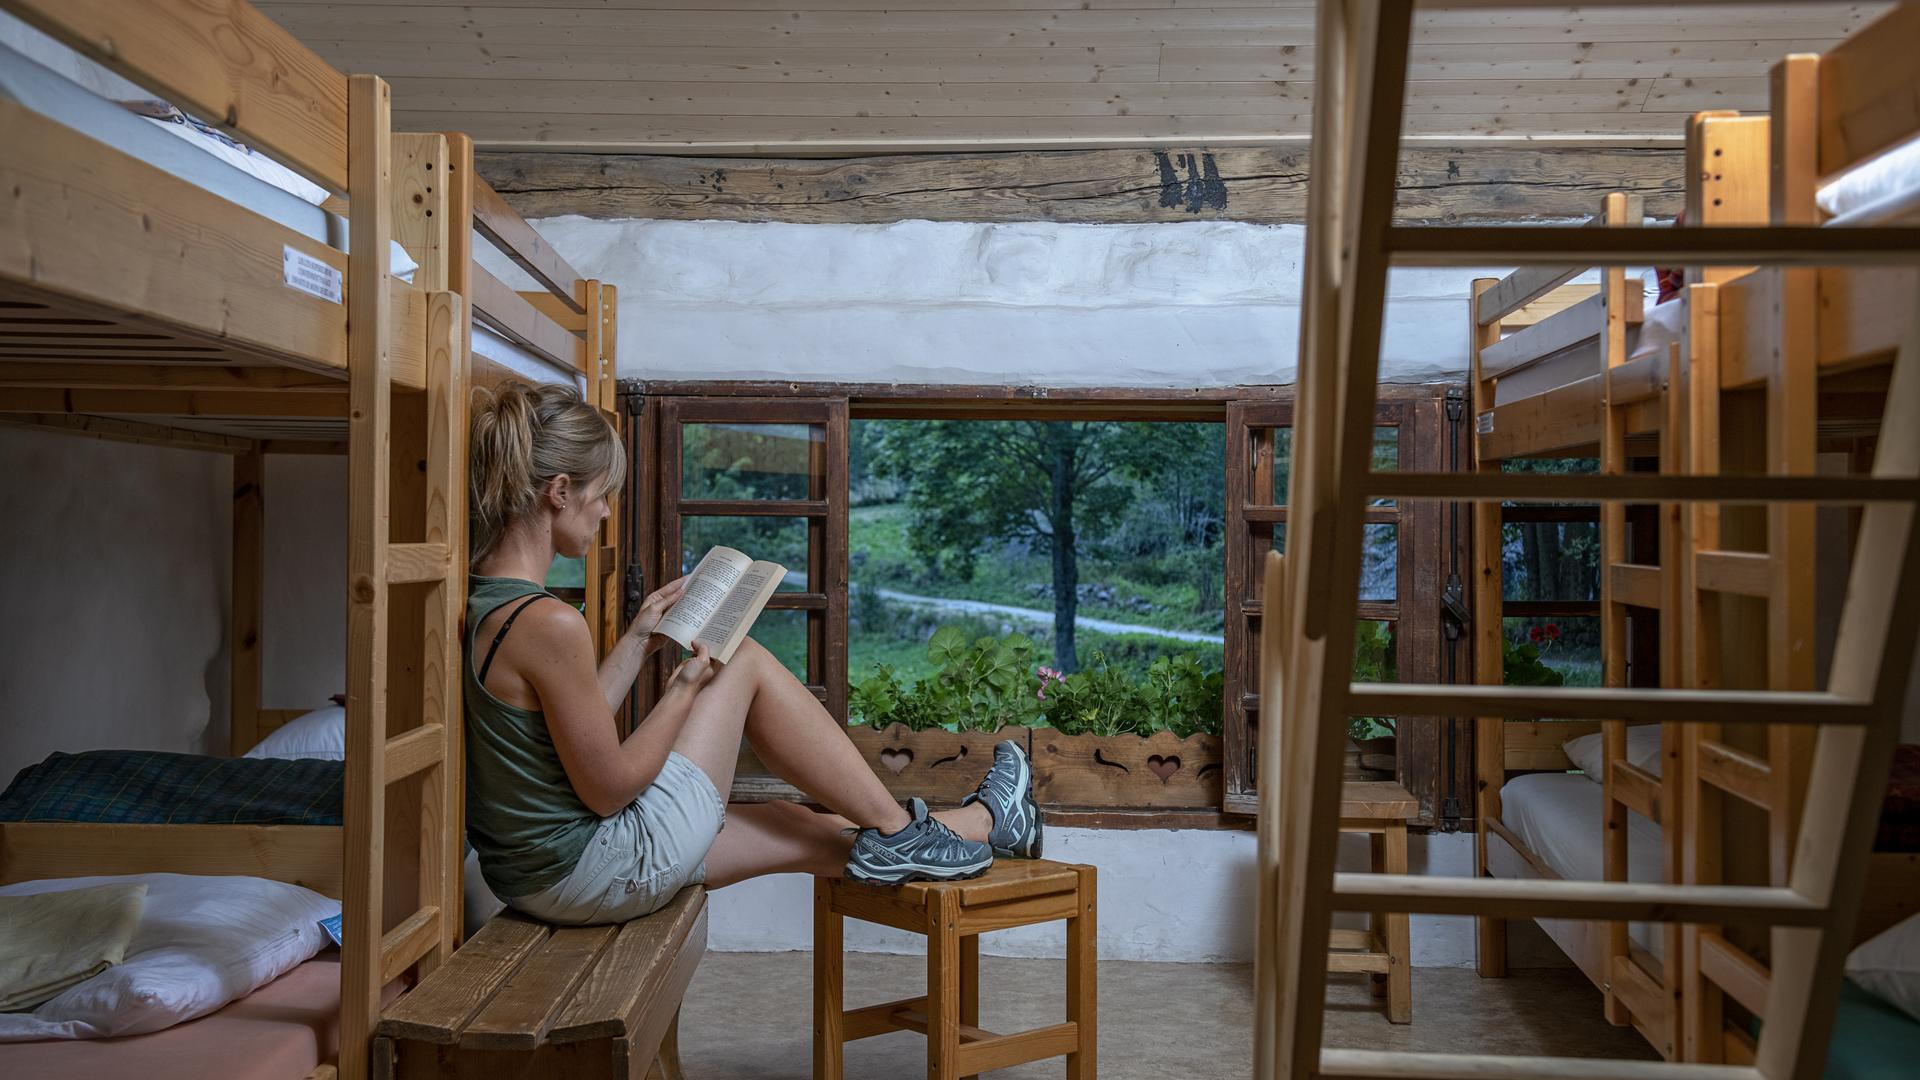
top-left (493, 577), bottom-right (714, 818)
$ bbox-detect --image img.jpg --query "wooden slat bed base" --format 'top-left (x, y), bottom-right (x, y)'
top-left (0, 99), bottom-right (427, 389)
top-left (0, 821), bottom-right (345, 899)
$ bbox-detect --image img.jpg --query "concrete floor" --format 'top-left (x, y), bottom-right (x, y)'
top-left (677, 952), bottom-right (1655, 1078)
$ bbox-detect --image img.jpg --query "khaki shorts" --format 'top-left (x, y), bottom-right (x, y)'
top-left (508, 751), bottom-right (727, 925)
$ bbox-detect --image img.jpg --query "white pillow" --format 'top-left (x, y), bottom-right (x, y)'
top-left (0, 874), bottom-right (337, 1040)
top-left (1563, 724), bottom-right (1664, 779)
top-left (244, 706), bottom-right (345, 761)
top-left (1847, 912), bottom-right (1920, 1023)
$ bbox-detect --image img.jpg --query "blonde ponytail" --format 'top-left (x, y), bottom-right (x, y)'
top-left (469, 383), bottom-right (626, 560)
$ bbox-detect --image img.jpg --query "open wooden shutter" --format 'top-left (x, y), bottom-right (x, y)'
top-left (652, 396), bottom-right (849, 800)
top-left (1224, 390), bottom-right (1445, 822)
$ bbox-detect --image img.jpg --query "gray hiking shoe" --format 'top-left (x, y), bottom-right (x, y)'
top-left (962, 740), bottom-right (1044, 859)
top-left (845, 797), bottom-right (993, 886)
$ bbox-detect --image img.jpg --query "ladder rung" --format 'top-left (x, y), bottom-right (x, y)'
top-left (387, 542), bottom-right (452, 584)
top-left (1385, 225), bottom-right (1920, 267)
top-left (1698, 930), bottom-right (1771, 1017)
top-left (1360, 472), bottom-right (1916, 505)
top-left (380, 905), bottom-right (443, 984)
top-left (384, 723), bottom-right (446, 784)
top-left (1346, 684), bottom-right (1868, 725)
top-left (1609, 760), bottom-right (1662, 823)
top-left (1330, 875), bottom-right (1824, 925)
top-left (1609, 562), bottom-right (1663, 610)
top-left (1326, 951), bottom-right (1393, 975)
top-left (1320, 1049), bottom-right (1758, 1080)
top-left (1697, 739), bottom-right (1774, 810)
top-left (1695, 550), bottom-right (1771, 598)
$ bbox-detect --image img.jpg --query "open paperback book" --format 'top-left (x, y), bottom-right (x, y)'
top-left (657, 546), bottom-right (788, 663)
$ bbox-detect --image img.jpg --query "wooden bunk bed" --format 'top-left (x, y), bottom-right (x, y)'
top-left (0, 2), bottom-right (617, 1077)
top-left (1256, 1), bottom-right (1920, 1078)
top-left (1458, 3), bottom-right (1920, 1068)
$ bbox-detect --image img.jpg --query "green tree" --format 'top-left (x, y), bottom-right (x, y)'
top-left (871, 420), bottom-right (1130, 672)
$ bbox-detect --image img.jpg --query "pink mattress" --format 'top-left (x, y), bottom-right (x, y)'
top-left (0, 956), bottom-right (385, 1080)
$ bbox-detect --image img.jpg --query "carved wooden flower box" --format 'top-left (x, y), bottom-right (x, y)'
top-left (1030, 728), bottom-right (1223, 809)
top-left (844, 723), bottom-right (1033, 804)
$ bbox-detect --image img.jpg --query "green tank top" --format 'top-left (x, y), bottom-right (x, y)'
top-left (464, 575), bottom-right (598, 899)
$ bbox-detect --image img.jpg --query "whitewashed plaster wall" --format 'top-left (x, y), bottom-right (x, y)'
top-left (489, 216), bottom-right (1513, 388)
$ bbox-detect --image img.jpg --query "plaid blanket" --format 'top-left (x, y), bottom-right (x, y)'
top-left (0, 751), bottom-right (342, 826)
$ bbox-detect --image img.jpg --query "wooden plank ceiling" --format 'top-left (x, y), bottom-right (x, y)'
top-left (259, 2), bottom-right (1888, 154)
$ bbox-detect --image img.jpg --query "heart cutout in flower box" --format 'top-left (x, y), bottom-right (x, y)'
top-left (1146, 754), bottom-right (1182, 782)
top-left (879, 747), bottom-right (913, 775)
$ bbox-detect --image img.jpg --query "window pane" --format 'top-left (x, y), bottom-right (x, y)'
top-left (1272, 427), bottom-right (1293, 505)
top-left (1268, 523), bottom-right (1393, 603)
top-left (1360, 523), bottom-right (1397, 602)
top-left (742, 607), bottom-right (809, 681)
top-left (1502, 615), bottom-right (1601, 688)
top-left (1369, 426), bottom-right (1399, 507)
top-left (1353, 619), bottom-right (1398, 683)
top-left (546, 555), bottom-right (584, 589)
top-left (847, 418), bottom-right (1225, 689)
top-left (681, 422), bottom-right (820, 501)
top-left (1272, 426), bottom-right (1396, 506)
top-left (681, 515), bottom-right (809, 592)
top-left (1502, 520), bottom-right (1601, 602)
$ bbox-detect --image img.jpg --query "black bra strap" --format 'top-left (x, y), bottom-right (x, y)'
top-left (478, 594), bottom-right (551, 683)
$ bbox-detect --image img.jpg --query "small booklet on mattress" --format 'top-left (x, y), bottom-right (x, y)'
top-left (657, 546), bottom-right (788, 664)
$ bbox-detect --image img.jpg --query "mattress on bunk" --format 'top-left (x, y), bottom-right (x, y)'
top-left (0, 40), bottom-right (416, 280)
top-left (0, 956), bottom-right (387, 1080)
top-left (0, 751), bottom-right (342, 827)
top-left (1818, 132), bottom-right (1920, 226)
top-left (1489, 291), bottom-right (1688, 407)
top-left (1493, 772), bottom-right (1666, 958)
top-left (1824, 979), bottom-right (1920, 1080)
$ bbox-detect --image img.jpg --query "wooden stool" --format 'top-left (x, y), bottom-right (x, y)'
top-left (374, 887), bottom-right (706, 1080)
top-left (1329, 780), bottom-right (1417, 1023)
top-left (814, 861), bottom-right (1097, 1080)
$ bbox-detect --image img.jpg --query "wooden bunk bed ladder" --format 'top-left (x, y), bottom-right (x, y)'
top-left (1255, 2), bottom-right (1920, 1079)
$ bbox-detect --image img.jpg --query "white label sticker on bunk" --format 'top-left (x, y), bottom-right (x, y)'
top-left (283, 246), bottom-right (344, 304)
top-left (1476, 411), bottom-right (1495, 435)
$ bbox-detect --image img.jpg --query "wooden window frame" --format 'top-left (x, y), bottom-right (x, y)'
top-left (1223, 386), bottom-right (1455, 826)
top-left (628, 381), bottom-right (1458, 825)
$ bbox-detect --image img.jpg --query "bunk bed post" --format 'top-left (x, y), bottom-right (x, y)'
top-left (1467, 277), bottom-right (1508, 980)
top-left (1765, 54), bottom-right (1821, 887)
top-left (391, 131), bottom-right (463, 975)
top-left (341, 73), bottom-right (395, 1080)
top-left (231, 444), bottom-right (265, 757)
top-left (1596, 190), bottom-right (1639, 1033)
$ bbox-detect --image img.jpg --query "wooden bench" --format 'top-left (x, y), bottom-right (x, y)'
top-left (373, 886), bottom-right (707, 1080)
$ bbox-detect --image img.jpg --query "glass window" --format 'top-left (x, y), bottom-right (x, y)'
top-left (681, 516), bottom-right (810, 592)
top-left (1502, 615), bottom-right (1601, 688)
top-left (1271, 426), bottom-right (1397, 506)
top-left (546, 555), bottom-right (584, 590)
top-left (1502, 520), bottom-right (1601, 602)
top-left (1360, 523), bottom-right (1397, 602)
top-left (846, 418), bottom-right (1225, 687)
top-left (743, 607), bottom-right (810, 681)
top-left (681, 422), bottom-right (820, 501)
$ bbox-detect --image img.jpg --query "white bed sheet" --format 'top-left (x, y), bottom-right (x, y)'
top-left (1490, 276), bottom-right (1683, 408)
top-left (1818, 133), bottom-right (1920, 225)
top-left (472, 322), bottom-right (584, 391)
top-left (0, 41), bottom-right (416, 280)
top-left (1497, 772), bottom-right (1667, 959)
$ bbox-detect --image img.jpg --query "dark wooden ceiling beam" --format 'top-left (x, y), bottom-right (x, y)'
top-left (477, 145), bottom-right (1682, 226)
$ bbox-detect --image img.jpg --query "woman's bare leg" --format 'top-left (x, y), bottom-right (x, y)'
top-left (668, 638), bottom-right (992, 843)
top-left (701, 801), bottom-right (854, 888)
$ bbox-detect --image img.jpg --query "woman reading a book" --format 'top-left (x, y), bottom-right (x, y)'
top-left (463, 384), bottom-right (1043, 925)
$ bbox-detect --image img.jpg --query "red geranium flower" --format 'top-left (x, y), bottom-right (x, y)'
top-left (1528, 626), bottom-right (1544, 644)
top-left (1544, 623), bottom-right (1561, 641)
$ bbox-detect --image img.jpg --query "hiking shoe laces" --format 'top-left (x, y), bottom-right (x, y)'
top-left (961, 739), bottom-right (1044, 859)
top-left (845, 797), bottom-right (993, 886)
